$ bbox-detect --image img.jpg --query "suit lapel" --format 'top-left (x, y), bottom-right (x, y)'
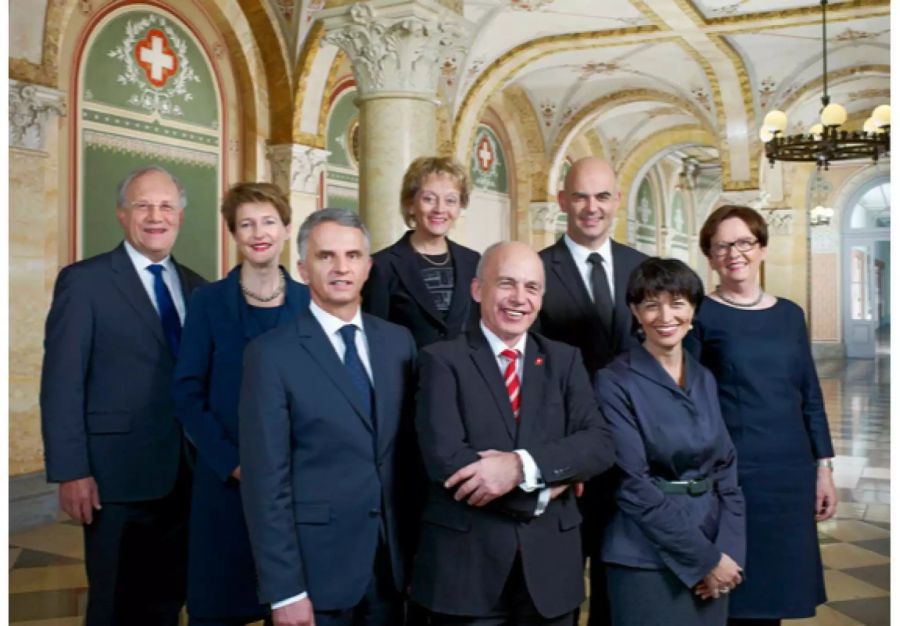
top-left (392, 233), bottom-right (446, 328)
top-left (295, 310), bottom-right (374, 434)
top-left (516, 335), bottom-right (546, 446)
top-left (220, 266), bottom-right (255, 341)
top-left (109, 244), bottom-right (170, 353)
top-left (468, 332), bottom-right (517, 441)
top-left (443, 239), bottom-right (473, 331)
top-left (364, 317), bottom-right (396, 457)
top-left (610, 241), bottom-right (635, 350)
top-left (550, 238), bottom-right (596, 318)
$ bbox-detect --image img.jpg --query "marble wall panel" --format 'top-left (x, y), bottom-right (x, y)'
top-left (811, 252), bottom-right (840, 341)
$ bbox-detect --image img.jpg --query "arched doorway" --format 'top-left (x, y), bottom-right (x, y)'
top-left (843, 179), bottom-right (890, 358)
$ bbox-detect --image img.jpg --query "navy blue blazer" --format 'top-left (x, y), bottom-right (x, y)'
top-left (40, 243), bottom-right (206, 502)
top-left (411, 330), bottom-right (615, 619)
top-left (239, 308), bottom-right (417, 609)
top-left (537, 237), bottom-right (647, 376)
top-left (594, 346), bottom-right (746, 588)
top-left (362, 230), bottom-right (480, 348)
top-left (172, 266), bottom-right (309, 618)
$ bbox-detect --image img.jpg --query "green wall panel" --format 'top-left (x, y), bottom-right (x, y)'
top-left (470, 125), bottom-right (509, 194)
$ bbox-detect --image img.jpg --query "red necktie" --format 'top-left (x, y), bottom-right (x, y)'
top-left (500, 349), bottom-right (521, 419)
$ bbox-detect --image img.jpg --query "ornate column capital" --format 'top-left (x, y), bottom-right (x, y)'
top-left (528, 201), bottom-right (561, 231)
top-left (9, 80), bottom-right (66, 152)
top-left (267, 144), bottom-right (331, 195)
top-left (320, 0), bottom-right (468, 99)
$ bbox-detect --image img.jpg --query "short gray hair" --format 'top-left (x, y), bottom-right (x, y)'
top-left (297, 208), bottom-right (371, 261)
top-left (116, 166), bottom-right (187, 209)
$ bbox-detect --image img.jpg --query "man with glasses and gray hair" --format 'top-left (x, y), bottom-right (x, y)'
top-left (40, 165), bottom-right (206, 625)
top-left (240, 208), bottom-right (418, 626)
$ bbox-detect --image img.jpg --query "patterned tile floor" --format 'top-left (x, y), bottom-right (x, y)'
top-left (10, 348), bottom-right (890, 625)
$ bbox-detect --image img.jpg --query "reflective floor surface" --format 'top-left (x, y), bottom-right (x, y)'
top-left (10, 351), bottom-right (889, 625)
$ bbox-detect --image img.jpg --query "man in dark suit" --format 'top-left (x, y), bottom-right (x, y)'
top-left (537, 157), bottom-right (648, 626)
top-left (239, 208), bottom-right (417, 626)
top-left (410, 241), bottom-right (616, 625)
top-left (40, 165), bottom-right (206, 626)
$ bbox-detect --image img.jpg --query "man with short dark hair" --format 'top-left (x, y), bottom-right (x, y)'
top-left (40, 165), bottom-right (206, 625)
top-left (240, 208), bottom-right (418, 626)
top-left (538, 157), bottom-right (648, 626)
top-left (410, 241), bottom-right (615, 625)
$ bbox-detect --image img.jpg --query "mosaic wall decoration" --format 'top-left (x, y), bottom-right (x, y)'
top-left (470, 125), bottom-right (509, 194)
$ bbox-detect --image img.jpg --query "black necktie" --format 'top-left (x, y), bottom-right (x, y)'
top-left (338, 324), bottom-right (374, 425)
top-left (147, 264), bottom-right (181, 356)
top-left (587, 253), bottom-right (614, 332)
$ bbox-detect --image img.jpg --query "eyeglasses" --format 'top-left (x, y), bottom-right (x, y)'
top-left (710, 238), bottom-right (758, 257)
top-left (129, 201), bottom-right (179, 214)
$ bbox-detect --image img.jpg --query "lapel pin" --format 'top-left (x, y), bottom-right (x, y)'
top-left (535, 356), bottom-right (544, 366)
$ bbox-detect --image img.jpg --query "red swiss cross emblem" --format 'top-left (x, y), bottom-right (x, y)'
top-left (476, 135), bottom-right (495, 172)
top-left (134, 29), bottom-right (178, 88)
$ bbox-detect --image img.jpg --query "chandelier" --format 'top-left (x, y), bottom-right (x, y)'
top-left (759, 0), bottom-right (890, 170)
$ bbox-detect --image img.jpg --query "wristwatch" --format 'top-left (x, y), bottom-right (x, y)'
top-left (816, 458), bottom-right (834, 470)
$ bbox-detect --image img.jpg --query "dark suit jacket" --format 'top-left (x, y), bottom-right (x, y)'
top-left (410, 330), bottom-right (615, 619)
top-left (172, 266), bottom-right (309, 618)
top-left (537, 237), bottom-right (648, 376)
top-left (362, 231), bottom-right (480, 348)
top-left (40, 242), bottom-right (206, 502)
top-left (594, 346), bottom-right (745, 588)
top-left (239, 309), bottom-right (417, 609)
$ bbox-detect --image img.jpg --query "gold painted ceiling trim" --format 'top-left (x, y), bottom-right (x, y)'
top-left (292, 21), bottom-right (328, 148)
top-left (452, 24), bottom-right (661, 155)
top-left (703, 0), bottom-right (889, 29)
top-left (308, 51), bottom-right (351, 148)
top-left (10, 0), bottom-right (85, 87)
top-left (550, 88), bottom-right (713, 162)
top-left (777, 64), bottom-right (890, 114)
top-left (500, 84), bottom-right (548, 201)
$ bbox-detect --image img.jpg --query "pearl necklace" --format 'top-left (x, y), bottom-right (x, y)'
top-left (241, 271), bottom-right (285, 303)
top-left (715, 285), bottom-right (764, 308)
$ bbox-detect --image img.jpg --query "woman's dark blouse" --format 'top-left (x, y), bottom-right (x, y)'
top-left (688, 296), bottom-right (834, 618)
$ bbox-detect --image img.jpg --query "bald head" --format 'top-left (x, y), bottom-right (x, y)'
top-left (473, 242), bottom-right (544, 347)
top-left (558, 157), bottom-right (620, 249)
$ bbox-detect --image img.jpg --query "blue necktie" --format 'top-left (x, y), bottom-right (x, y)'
top-left (147, 264), bottom-right (181, 356)
top-left (338, 324), bottom-right (373, 425)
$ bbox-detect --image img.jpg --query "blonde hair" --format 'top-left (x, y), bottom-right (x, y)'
top-left (399, 156), bottom-right (470, 228)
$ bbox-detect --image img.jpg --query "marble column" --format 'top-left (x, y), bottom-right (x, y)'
top-left (9, 79), bottom-right (67, 475)
top-left (321, 1), bottom-right (467, 252)
top-left (267, 143), bottom-right (330, 275)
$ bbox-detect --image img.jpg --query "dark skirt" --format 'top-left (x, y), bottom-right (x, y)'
top-left (607, 565), bottom-right (728, 626)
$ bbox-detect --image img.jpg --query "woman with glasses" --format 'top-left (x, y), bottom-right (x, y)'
top-left (595, 257), bottom-right (745, 626)
top-left (173, 183), bottom-right (310, 626)
top-left (690, 205), bottom-right (836, 626)
top-left (362, 156), bottom-right (480, 348)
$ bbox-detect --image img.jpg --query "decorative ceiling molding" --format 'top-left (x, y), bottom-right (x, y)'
top-left (777, 64), bottom-right (890, 114)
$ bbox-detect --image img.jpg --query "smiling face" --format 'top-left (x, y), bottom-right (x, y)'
top-left (116, 169), bottom-right (184, 262)
top-left (298, 221), bottom-right (372, 319)
top-left (407, 173), bottom-right (463, 239)
top-left (558, 157), bottom-right (620, 248)
top-left (472, 242), bottom-right (544, 347)
top-left (709, 216), bottom-right (767, 287)
top-left (631, 291), bottom-right (695, 353)
top-left (233, 201), bottom-right (289, 268)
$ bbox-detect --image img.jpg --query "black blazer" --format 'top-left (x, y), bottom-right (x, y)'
top-left (537, 237), bottom-right (648, 376)
top-left (362, 230), bottom-right (480, 348)
top-left (410, 330), bottom-right (615, 619)
top-left (239, 309), bottom-right (417, 609)
top-left (40, 242), bottom-right (206, 502)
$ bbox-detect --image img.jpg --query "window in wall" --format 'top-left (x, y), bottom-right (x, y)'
top-left (850, 182), bottom-right (890, 229)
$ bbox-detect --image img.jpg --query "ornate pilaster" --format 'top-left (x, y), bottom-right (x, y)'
top-left (320, 1), bottom-right (468, 251)
top-left (527, 201), bottom-right (562, 249)
top-left (267, 143), bottom-right (330, 195)
top-left (267, 144), bottom-right (331, 274)
top-left (9, 80), bottom-right (66, 152)
top-left (321, 1), bottom-right (467, 100)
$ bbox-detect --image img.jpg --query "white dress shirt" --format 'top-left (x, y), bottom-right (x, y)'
top-left (479, 322), bottom-right (552, 516)
top-left (273, 301), bottom-right (372, 610)
top-left (563, 234), bottom-right (615, 302)
top-left (123, 240), bottom-right (186, 323)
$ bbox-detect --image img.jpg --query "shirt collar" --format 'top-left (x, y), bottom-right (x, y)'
top-left (563, 233), bottom-right (612, 266)
top-left (124, 239), bottom-right (174, 273)
top-left (479, 320), bottom-right (527, 358)
top-left (309, 299), bottom-right (364, 337)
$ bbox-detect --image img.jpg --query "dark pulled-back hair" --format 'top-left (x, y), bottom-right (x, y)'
top-left (626, 257), bottom-right (705, 308)
top-left (699, 204), bottom-right (768, 258)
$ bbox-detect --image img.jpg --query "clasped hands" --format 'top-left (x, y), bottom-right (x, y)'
top-left (694, 553), bottom-right (742, 600)
top-left (444, 449), bottom-right (582, 507)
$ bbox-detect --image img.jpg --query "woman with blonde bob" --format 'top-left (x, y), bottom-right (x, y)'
top-left (362, 156), bottom-right (480, 347)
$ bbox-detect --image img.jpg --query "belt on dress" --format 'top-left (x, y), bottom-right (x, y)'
top-left (654, 477), bottom-right (714, 496)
